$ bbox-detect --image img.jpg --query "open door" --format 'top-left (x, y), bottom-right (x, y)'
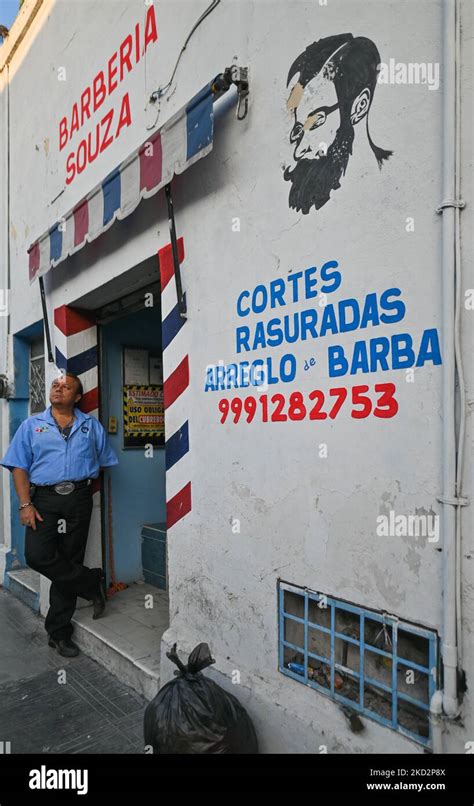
top-left (97, 292), bottom-right (167, 593)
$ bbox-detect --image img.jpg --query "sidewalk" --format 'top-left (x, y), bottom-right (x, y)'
top-left (0, 587), bottom-right (148, 753)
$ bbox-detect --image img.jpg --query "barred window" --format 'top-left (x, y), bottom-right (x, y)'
top-left (29, 337), bottom-right (46, 414)
top-left (279, 581), bottom-right (439, 748)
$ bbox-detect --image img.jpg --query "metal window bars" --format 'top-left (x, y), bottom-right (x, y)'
top-left (29, 351), bottom-right (46, 414)
top-left (278, 581), bottom-right (438, 748)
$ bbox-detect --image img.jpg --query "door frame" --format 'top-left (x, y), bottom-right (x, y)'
top-left (95, 286), bottom-right (164, 588)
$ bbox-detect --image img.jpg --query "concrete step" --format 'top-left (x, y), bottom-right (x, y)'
top-left (6, 568), bottom-right (40, 613)
top-left (71, 581), bottom-right (169, 701)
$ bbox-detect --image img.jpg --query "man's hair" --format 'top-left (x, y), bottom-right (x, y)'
top-left (64, 372), bottom-right (83, 397)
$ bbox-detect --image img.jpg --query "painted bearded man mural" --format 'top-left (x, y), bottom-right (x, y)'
top-left (284, 33), bottom-right (393, 214)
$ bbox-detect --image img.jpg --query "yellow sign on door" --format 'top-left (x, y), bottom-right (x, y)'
top-left (123, 385), bottom-right (164, 447)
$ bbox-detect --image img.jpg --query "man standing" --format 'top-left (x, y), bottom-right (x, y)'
top-left (0, 372), bottom-right (118, 657)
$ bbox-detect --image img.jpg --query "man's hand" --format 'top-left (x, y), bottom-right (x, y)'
top-left (20, 504), bottom-right (43, 530)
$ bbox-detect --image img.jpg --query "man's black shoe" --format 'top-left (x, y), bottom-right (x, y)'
top-left (92, 571), bottom-right (107, 620)
top-left (48, 637), bottom-right (80, 657)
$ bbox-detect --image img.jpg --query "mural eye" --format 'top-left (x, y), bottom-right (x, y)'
top-left (290, 122), bottom-right (303, 143)
top-left (307, 110), bottom-right (326, 131)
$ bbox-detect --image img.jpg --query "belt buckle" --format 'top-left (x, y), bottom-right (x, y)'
top-left (54, 481), bottom-right (75, 495)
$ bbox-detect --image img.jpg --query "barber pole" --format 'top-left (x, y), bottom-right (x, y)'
top-left (159, 237), bottom-right (191, 529)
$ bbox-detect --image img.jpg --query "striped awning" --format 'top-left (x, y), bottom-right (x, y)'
top-left (28, 79), bottom-right (216, 284)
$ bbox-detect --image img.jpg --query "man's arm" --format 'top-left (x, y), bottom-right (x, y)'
top-left (11, 468), bottom-right (44, 531)
top-left (12, 467), bottom-right (31, 506)
top-left (1, 421), bottom-right (43, 530)
top-left (94, 421), bottom-right (119, 468)
top-left (12, 467), bottom-right (43, 532)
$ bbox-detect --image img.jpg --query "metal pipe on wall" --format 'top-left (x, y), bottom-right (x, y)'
top-left (439, 0), bottom-right (460, 720)
top-left (0, 62), bottom-right (11, 386)
top-left (453, 0), bottom-right (467, 678)
top-left (0, 62), bottom-right (11, 578)
top-left (430, 690), bottom-right (444, 754)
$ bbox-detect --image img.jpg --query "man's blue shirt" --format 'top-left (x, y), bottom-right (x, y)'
top-left (0, 406), bottom-right (118, 484)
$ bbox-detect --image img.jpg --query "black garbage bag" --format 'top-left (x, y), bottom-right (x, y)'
top-left (144, 642), bottom-right (258, 753)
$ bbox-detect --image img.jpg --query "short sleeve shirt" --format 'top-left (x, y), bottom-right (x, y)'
top-left (0, 406), bottom-right (118, 484)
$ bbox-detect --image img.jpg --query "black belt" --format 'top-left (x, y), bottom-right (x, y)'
top-left (30, 479), bottom-right (92, 495)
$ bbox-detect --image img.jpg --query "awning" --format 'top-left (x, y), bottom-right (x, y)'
top-left (27, 73), bottom-right (234, 284)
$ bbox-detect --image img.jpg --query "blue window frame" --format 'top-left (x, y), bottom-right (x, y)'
top-left (278, 581), bottom-right (439, 748)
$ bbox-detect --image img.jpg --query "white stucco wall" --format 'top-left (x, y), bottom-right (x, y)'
top-left (0, 0), bottom-right (472, 753)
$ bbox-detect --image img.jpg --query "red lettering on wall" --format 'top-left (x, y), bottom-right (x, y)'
top-left (93, 71), bottom-right (107, 112)
top-left (80, 87), bottom-right (91, 127)
top-left (144, 5), bottom-right (158, 51)
top-left (100, 108), bottom-right (114, 153)
top-left (65, 152), bottom-right (76, 185)
top-left (59, 117), bottom-right (68, 151)
top-left (76, 139), bottom-right (87, 174)
top-left (134, 22), bottom-right (140, 62)
top-left (87, 127), bottom-right (100, 163)
top-left (119, 35), bottom-right (133, 81)
top-left (108, 52), bottom-right (118, 94)
top-left (58, 9), bottom-right (159, 184)
top-left (115, 92), bottom-right (132, 139)
top-left (70, 104), bottom-right (79, 137)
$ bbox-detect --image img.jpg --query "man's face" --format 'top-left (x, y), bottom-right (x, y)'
top-left (287, 68), bottom-right (340, 162)
top-left (49, 376), bottom-right (81, 407)
top-left (284, 63), bottom-right (354, 213)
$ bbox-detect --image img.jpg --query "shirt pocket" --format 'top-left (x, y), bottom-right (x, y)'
top-left (31, 428), bottom-right (61, 455)
top-left (76, 425), bottom-right (96, 458)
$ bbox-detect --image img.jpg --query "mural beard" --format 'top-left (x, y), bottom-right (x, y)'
top-left (283, 128), bottom-right (354, 214)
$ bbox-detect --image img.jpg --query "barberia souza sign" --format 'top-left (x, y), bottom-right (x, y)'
top-left (58, 4), bottom-right (158, 186)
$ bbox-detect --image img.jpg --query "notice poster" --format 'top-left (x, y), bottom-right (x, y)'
top-left (123, 385), bottom-right (164, 448)
top-left (149, 355), bottom-right (163, 385)
top-left (123, 348), bottom-right (149, 385)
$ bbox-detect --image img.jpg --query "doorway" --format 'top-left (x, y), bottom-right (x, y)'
top-left (98, 298), bottom-right (166, 592)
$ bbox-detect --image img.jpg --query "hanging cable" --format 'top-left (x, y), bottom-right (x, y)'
top-left (145, 0), bottom-right (221, 129)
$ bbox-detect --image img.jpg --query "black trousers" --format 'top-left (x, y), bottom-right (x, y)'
top-left (24, 485), bottom-right (100, 641)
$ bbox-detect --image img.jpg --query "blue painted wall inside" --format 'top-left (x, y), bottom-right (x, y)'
top-left (100, 307), bottom-right (165, 585)
top-left (5, 321), bottom-right (44, 573)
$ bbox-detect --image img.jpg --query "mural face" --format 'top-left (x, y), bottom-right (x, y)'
top-left (284, 34), bottom-right (393, 214)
